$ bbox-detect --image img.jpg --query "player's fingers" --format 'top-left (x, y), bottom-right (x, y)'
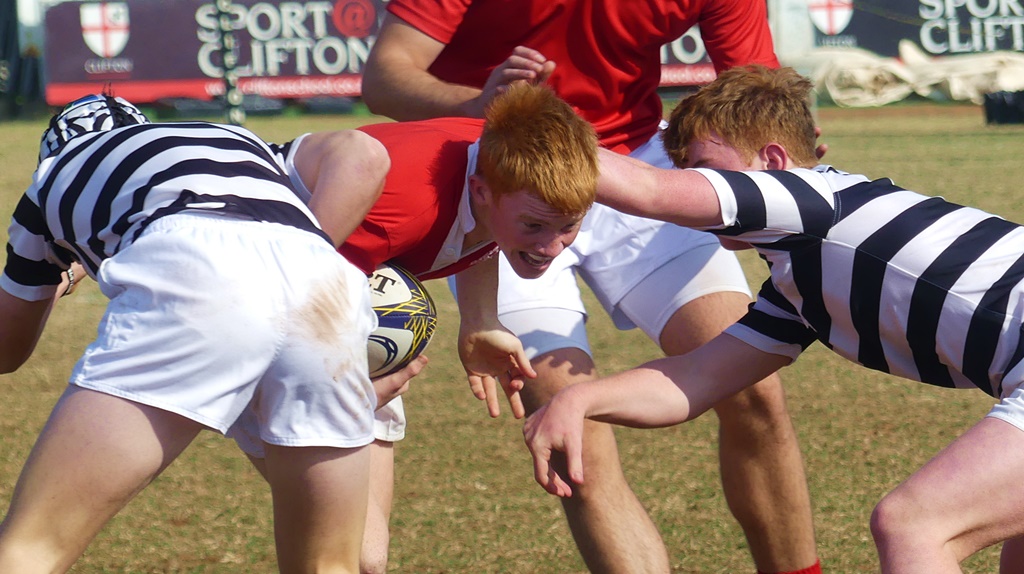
top-left (549, 471), bottom-right (574, 498)
top-left (534, 455), bottom-right (572, 497)
top-left (564, 433), bottom-right (585, 486)
top-left (498, 370), bottom-right (526, 419)
top-left (407, 354), bottom-right (428, 375)
top-left (523, 409), bottom-right (555, 490)
top-left (506, 388), bottom-right (526, 419)
top-left (537, 60), bottom-right (556, 83)
top-left (468, 374), bottom-right (487, 401)
top-left (483, 376), bottom-right (502, 418)
top-left (511, 349), bottom-right (537, 379)
top-left (497, 67), bottom-right (541, 83)
top-left (505, 373), bottom-right (526, 392)
top-left (524, 407), bottom-right (575, 496)
top-left (529, 444), bottom-right (558, 494)
top-left (504, 54), bottom-right (546, 71)
top-left (510, 45), bottom-right (548, 63)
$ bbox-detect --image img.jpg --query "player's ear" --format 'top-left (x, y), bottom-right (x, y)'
top-left (468, 174), bottom-right (495, 206)
top-left (760, 142), bottom-right (790, 170)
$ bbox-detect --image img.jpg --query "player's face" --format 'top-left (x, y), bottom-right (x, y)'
top-left (680, 132), bottom-right (763, 171)
top-left (488, 189), bottom-right (584, 279)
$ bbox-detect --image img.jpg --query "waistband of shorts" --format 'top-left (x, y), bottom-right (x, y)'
top-left (140, 211), bottom-right (328, 243)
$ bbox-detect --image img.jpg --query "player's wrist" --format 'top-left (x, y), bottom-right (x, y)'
top-left (61, 266), bottom-right (76, 297)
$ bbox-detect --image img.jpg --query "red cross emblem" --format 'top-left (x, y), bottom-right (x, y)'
top-left (809, 0), bottom-right (853, 36)
top-left (81, 3), bottom-right (130, 58)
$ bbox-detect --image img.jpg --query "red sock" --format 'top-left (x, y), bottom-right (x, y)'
top-left (757, 559), bottom-right (822, 574)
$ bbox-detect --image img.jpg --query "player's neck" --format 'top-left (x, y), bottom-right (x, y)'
top-left (463, 221), bottom-right (491, 251)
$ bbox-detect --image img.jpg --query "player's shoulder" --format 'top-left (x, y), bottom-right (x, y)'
top-left (358, 118), bottom-right (484, 160)
top-left (359, 117), bottom-right (484, 140)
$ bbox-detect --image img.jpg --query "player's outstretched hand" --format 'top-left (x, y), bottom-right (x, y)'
top-left (472, 46), bottom-right (556, 116)
top-left (458, 326), bottom-right (537, 418)
top-left (372, 354), bottom-right (428, 410)
top-left (522, 390), bottom-right (586, 497)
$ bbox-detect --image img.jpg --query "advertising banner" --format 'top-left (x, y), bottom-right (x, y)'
top-left (38, 0), bottom-right (1024, 108)
top-left (45, 0), bottom-right (379, 104)
top-left (811, 0), bottom-right (1024, 56)
top-left (44, 0), bottom-right (724, 105)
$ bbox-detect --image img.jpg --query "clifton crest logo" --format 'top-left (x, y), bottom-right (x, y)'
top-left (809, 0), bottom-right (853, 36)
top-left (81, 3), bottom-right (130, 58)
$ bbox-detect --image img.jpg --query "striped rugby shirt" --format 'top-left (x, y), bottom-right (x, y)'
top-left (696, 164), bottom-right (1024, 399)
top-left (2, 122), bottom-right (324, 302)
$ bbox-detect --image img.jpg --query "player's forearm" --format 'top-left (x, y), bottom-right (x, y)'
top-left (585, 334), bottom-right (785, 428)
top-left (0, 288), bottom-right (54, 374)
top-left (638, 335), bottom-right (792, 428)
top-left (362, 67), bottom-right (484, 120)
top-left (361, 20), bottom-right (485, 122)
top-left (596, 149), bottom-right (723, 228)
top-left (566, 366), bottom-right (695, 429)
top-left (362, 14), bottom-right (486, 120)
top-left (454, 257), bottom-right (500, 329)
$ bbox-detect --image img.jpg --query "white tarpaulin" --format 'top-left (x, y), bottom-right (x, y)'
top-left (785, 40), bottom-right (1024, 107)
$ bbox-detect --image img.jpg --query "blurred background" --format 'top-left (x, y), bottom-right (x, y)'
top-left (3, 0), bottom-right (1023, 122)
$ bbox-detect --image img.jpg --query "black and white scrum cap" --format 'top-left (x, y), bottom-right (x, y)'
top-left (38, 93), bottom-right (150, 164)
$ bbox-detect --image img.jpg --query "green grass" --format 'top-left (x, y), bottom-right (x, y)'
top-left (0, 102), bottom-right (1022, 572)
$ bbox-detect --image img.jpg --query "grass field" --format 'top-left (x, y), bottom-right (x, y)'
top-left (0, 101), bottom-right (1022, 572)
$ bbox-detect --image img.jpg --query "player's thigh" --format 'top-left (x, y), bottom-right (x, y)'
top-left (498, 304), bottom-right (596, 414)
top-left (1, 386), bottom-right (203, 558)
top-left (876, 415), bottom-right (1024, 558)
top-left (264, 443), bottom-right (371, 565)
top-left (656, 290), bottom-right (792, 421)
top-left (658, 290), bottom-right (753, 355)
top-left (613, 242), bottom-right (752, 354)
top-left (264, 442), bottom-right (370, 508)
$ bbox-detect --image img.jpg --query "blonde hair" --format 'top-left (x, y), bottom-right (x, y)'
top-left (477, 82), bottom-right (597, 215)
top-left (663, 65), bottom-right (819, 169)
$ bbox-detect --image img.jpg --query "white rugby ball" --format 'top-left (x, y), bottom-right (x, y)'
top-left (367, 263), bottom-right (437, 378)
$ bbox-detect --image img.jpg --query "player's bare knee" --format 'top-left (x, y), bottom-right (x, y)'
top-left (559, 422), bottom-right (631, 499)
top-left (871, 489), bottom-right (925, 548)
top-left (0, 535), bottom-right (79, 574)
top-left (521, 348), bottom-right (597, 414)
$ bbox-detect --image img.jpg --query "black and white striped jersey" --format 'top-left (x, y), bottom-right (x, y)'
top-left (696, 164), bottom-right (1024, 399)
top-left (2, 122), bottom-right (319, 301)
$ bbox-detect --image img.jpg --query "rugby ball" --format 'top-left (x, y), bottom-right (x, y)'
top-left (367, 263), bottom-right (438, 378)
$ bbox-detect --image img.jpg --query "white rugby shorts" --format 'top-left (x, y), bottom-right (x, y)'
top-left (987, 369), bottom-right (1024, 433)
top-left (69, 213), bottom-right (378, 454)
top-left (374, 396), bottom-right (407, 441)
